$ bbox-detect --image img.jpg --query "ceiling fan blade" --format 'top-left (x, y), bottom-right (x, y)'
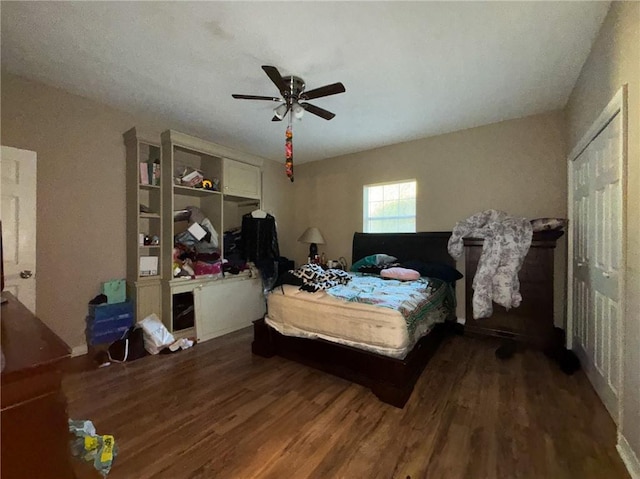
top-left (272, 105), bottom-right (291, 121)
top-left (262, 65), bottom-right (288, 96)
top-left (300, 82), bottom-right (345, 101)
top-left (301, 102), bottom-right (335, 120)
top-left (232, 94), bottom-right (281, 101)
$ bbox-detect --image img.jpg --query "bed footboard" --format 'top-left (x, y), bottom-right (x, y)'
top-left (251, 317), bottom-right (453, 408)
top-left (251, 316), bottom-right (276, 357)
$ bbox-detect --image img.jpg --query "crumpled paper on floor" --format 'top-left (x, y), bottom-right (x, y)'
top-left (69, 419), bottom-right (117, 477)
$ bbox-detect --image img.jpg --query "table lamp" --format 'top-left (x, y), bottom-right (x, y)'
top-left (298, 227), bottom-right (325, 260)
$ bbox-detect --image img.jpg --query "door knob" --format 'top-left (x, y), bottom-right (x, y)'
top-left (602, 271), bottom-right (611, 278)
top-left (577, 262), bottom-right (584, 267)
top-left (20, 270), bottom-right (33, 279)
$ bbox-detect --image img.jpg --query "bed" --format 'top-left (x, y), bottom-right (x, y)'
top-left (251, 232), bottom-right (458, 408)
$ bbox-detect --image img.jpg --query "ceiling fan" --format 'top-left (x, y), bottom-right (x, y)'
top-left (232, 65), bottom-right (345, 121)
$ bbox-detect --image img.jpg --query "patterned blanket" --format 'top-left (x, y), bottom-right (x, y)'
top-left (327, 274), bottom-right (453, 334)
top-left (290, 263), bottom-right (351, 292)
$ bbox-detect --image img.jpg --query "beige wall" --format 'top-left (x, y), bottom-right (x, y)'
top-left (1, 69), bottom-right (576, 386)
top-left (293, 111), bottom-right (568, 323)
top-left (565, 1), bottom-right (640, 463)
top-left (1, 72), bottom-right (294, 350)
top-left (261, 157), bottom-right (296, 257)
top-left (0, 73), bottom-right (572, 359)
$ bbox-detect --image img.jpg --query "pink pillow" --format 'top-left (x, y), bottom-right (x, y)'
top-left (380, 267), bottom-right (420, 281)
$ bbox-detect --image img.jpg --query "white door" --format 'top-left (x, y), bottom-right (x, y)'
top-left (571, 112), bottom-right (623, 422)
top-left (1, 146), bottom-right (37, 313)
top-left (572, 141), bottom-right (591, 359)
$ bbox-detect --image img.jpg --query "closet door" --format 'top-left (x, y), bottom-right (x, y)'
top-left (572, 142), bottom-right (591, 362)
top-left (572, 112), bottom-right (623, 421)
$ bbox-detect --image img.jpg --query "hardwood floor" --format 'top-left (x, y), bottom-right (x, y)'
top-left (63, 328), bottom-right (629, 479)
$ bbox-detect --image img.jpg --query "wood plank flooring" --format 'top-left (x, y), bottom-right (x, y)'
top-left (63, 329), bottom-right (629, 479)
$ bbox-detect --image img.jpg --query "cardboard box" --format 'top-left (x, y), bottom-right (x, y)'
top-left (139, 256), bottom-right (158, 277)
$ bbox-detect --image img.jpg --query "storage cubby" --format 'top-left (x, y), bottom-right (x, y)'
top-left (223, 199), bottom-right (260, 230)
top-left (172, 291), bottom-right (195, 331)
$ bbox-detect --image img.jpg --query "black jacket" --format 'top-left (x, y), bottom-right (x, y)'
top-left (241, 213), bottom-right (280, 264)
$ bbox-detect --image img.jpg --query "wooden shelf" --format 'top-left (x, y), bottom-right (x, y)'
top-left (225, 194), bottom-right (261, 204)
top-left (173, 185), bottom-right (222, 197)
top-left (135, 276), bottom-right (161, 285)
top-left (139, 274), bottom-right (161, 280)
top-left (168, 271), bottom-right (253, 288)
top-left (169, 275), bottom-right (224, 287)
top-left (125, 127), bottom-right (164, 325)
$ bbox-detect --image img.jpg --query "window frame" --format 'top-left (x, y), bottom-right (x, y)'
top-left (362, 179), bottom-right (417, 233)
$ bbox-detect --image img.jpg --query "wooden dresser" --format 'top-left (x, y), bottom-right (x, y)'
top-left (463, 230), bottom-right (563, 349)
top-left (1, 292), bottom-right (75, 479)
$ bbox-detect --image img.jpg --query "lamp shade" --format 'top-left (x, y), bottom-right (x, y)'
top-left (274, 103), bottom-right (288, 120)
top-left (292, 102), bottom-right (305, 120)
top-left (298, 227), bottom-right (325, 245)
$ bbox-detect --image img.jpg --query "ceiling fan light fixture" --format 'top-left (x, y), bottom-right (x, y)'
top-left (274, 103), bottom-right (288, 120)
top-left (292, 102), bottom-right (304, 120)
top-left (232, 66), bottom-right (345, 123)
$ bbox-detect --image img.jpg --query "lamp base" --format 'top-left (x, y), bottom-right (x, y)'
top-left (309, 243), bottom-right (318, 260)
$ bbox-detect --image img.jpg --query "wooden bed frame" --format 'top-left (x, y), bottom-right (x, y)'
top-left (251, 232), bottom-right (457, 408)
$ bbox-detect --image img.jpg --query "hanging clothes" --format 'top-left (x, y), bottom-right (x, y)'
top-left (241, 212), bottom-right (280, 282)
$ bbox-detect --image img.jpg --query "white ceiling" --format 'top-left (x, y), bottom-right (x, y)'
top-left (1, 1), bottom-right (609, 164)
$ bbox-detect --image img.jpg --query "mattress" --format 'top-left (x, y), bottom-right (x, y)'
top-left (265, 277), bottom-right (450, 359)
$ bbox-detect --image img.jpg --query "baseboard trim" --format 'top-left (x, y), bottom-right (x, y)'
top-left (71, 344), bottom-right (88, 357)
top-left (617, 434), bottom-right (640, 479)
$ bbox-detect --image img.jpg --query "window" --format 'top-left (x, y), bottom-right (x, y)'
top-left (363, 180), bottom-right (416, 233)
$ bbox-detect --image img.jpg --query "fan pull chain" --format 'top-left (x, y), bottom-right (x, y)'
top-left (285, 120), bottom-right (294, 182)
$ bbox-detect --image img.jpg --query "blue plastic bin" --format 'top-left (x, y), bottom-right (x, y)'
top-left (88, 301), bottom-right (134, 325)
top-left (86, 324), bottom-right (131, 346)
top-left (86, 301), bottom-right (134, 346)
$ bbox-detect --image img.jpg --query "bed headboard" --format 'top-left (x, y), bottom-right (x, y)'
top-left (352, 232), bottom-right (454, 268)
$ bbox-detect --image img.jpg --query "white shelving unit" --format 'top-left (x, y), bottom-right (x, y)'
top-left (160, 130), bottom-right (266, 341)
top-left (124, 127), bottom-right (163, 322)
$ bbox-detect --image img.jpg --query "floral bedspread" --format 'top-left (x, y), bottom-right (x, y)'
top-left (448, 209), bottom-right (532, 319)
top-left (326, 274), bottom-right (453, 334)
